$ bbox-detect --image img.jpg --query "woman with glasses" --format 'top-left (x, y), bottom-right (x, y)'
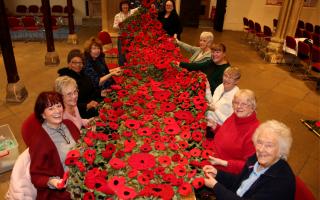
top-left (55, 76), bottom-right (91, 130)
top-left (157, 0), bottom-right (182, 39)
top-left (201, 120), bottom-right (295, 200)
top-left (203, 89), bottom-right (260, 174)
top-left (83, 37), bottom-right (122, 91)
top-left (21, 91), bottom-right (80, 200)
top-left (178, 43), bottom-right (230, 93)
top-left (58, 49), bottom-right (100, 118)
top-left (206, 66), bottom-right (241, 131)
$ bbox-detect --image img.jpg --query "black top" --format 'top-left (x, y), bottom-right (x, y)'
top-left (158, 11), bottom-right (182, 39)
top-left (180, 60), bottom-right (229, 93)
top-left (57, 67), bottom-right (101, 118)
top-left (213, 154), bottom-right (296, 200)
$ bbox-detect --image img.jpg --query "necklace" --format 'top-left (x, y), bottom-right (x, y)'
top-left (56, 127), bottom-right (71, 144)
top-left (44, 122), bottom-right (70, 144)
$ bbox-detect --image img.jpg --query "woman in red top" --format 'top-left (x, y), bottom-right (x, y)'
top-left (22, 92), bottom-right (80, 200)
top-left (204, 89), bottom-right (259, 174)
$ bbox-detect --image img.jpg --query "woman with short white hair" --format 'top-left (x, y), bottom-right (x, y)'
top-left (55, 76), bottom-right (90, 130)
top-left (204, 89), bottom-right (260, 174)
top-left (201, 120), bottom-right (295, 200)
top-left (176, 31), bottom-right (214, 63)
top-left (206, 66), bottom-right (241, 128)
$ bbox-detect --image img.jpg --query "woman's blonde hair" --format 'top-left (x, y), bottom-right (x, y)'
top-left (224, 66), bottom-right (241, 80)
top-left (84, 37), bottom-right (103, 55)
top-left (55, 76), bottom-right (77, 95)
top-left (252, 120), bottom-right (292, 160)
top-left (233, 89), bottom-right (256, 110)
top-left (200, 31), bottom-right (214, 46)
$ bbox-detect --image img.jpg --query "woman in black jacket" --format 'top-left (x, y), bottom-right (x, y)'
top-left (58, 49), bottom-right (100, 118)
top-left (201, 120), bottom-right (295, 200)
top-left (157, 0), bottom-right (182, 39)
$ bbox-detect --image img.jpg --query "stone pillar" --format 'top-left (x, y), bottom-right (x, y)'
top-left (264, 0), bottom-right (304, 63)
top-left (67, 0), bottom-right (78, 44)
top-left (176, 0), bottom-right (181, 14)
top-left (42, 0), bottom-right (60, 66)
top-left (0, 0), bottom-right (28, 103)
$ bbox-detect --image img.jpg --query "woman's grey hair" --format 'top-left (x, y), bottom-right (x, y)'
top-left (233, 89), bottom-right (256, 110)
top-left (252, 120), bottom-right (292, 160)
top-left (55, 76), bottom-right (77, 95)
top-left (200, 31), bottom-right (214, 46)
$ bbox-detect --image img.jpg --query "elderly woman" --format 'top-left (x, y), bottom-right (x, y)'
top-left (206, 66), bottom-right (241, 129)
top-left (179, 43), bottom-right (230, 93)
top-left (55, 76), bottom-right (91, 130)
top-left (157, 0), bottom-right (182, 39)
top-left (202, 120), bottom-right (295, 200)
top-left (83, 37), bottom-right (122, 91)
top-left (21, 92), bottom-right (80, 200)
top-left (204, 89), bottom-right (259, 174)
top-left (176, 31), bottom-right (214, 63)
top-left (58, 49), bottom-right (100, 118)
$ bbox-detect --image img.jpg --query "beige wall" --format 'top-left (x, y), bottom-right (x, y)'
top-left (208, 0), bottom-right (320, 31)
top-left (4, 0), bottom-right (86, 25)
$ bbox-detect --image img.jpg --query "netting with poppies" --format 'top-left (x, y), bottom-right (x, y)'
top-left (66, 5), bottom-right (210, 200)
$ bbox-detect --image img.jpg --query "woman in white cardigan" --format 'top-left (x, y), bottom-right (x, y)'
top-left (206, 66), bottom-right (241, 129)
top-left (176, 31), bottom-right (214, 63)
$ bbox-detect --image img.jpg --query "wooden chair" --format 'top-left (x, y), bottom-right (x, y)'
top-left (315, 25), bottom-right (320, 34)
top-left (28, 5), bottom-right (39, 14)
top-left (283, 36), bottom-right (298, 71)
top-left (305, 22), bottom-right (314, 33)
top-left (16, 5), bottom-right (27, 15)
top-left (295, 176), bottom-right (316, 200)
top-left (312, 33), bottom-right (320, 47)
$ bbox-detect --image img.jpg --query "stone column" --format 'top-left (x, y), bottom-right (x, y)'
top-left (264, 0), bottom-right (304, 63)
top-left (101, 0), bottom-right (121, 36)
top-left (0, 0), bottom-right (28, 103)
top-left (67, 0), bottom-right (78, 44)
top-left (42, 0), bottom-right (60, 66)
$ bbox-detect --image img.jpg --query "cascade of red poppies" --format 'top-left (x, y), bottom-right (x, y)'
top-left (66, 5), bottom-right (211, 200)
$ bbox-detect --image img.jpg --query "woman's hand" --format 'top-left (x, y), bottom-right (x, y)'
top-left (48, 178), bottom-right (64, 189)
top-left (203, 165), bottom-right (218, 188)
top-left (208, 103), bottom-right (215, 111)
top-left (110, 68), bottom-right (122, 76)
top-left (203, 165), bottom-right (217, 178)
top-left (207, 119), bottom-right (217, 129)
top-left (86, 100), bottom-right (99, 110)
top-left (209, 156), bottom-right (228, 167)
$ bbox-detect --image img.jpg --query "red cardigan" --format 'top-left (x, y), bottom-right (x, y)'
top-left (22, 113), bottom-right (80, 200)
top-left (211, 112), bottom-right (259, 174)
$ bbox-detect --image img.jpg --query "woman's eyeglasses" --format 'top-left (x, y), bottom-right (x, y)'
top-left (71, 61), bottom-right (83, 66)
top-left (64, 89), bottom-right (79, 98)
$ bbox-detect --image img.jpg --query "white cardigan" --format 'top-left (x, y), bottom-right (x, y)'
top-left (6, 148), bottom-right (37, 200)
top-left (206, 84), bottom-right (239, 125)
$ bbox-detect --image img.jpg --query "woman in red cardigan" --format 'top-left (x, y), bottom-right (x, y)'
top-left (22, 92), bottom-right (80, 200)
top-left (204, 89), bottom-right (260, 174)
